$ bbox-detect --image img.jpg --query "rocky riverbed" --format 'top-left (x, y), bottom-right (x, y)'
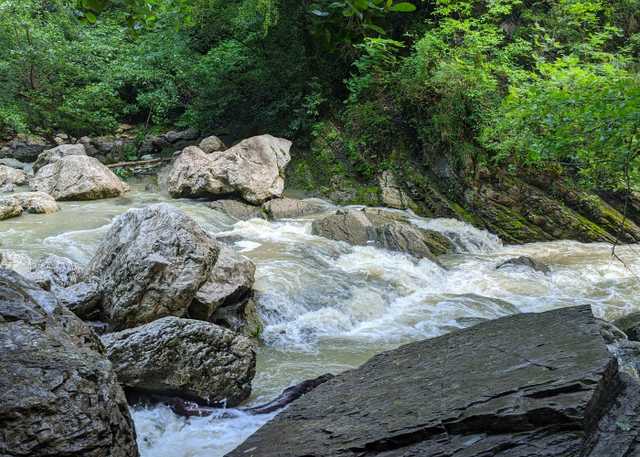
top-left (2, 135), bottom-right (640, 456)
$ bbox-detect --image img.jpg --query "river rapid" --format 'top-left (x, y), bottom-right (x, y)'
top-left (2, 178), bottom-right (640, 457)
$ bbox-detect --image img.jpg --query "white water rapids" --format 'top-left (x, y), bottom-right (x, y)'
top-left (2, 178), bottom-right (640, 456)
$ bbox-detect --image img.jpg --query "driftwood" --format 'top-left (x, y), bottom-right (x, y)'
top-left (126, 373), bottom-right (335, 418)
top-left (106, 158), bottom-right (172, 169)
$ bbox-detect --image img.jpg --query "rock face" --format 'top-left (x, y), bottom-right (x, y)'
top-left (88, 204), bottom-right (220, 330)
top-left (31, 155), bottom-right (128, 200)
top-left (312, 208), bottom-right (452, 258)
top-left (614, 311), bottom-right (640, 342)
top-left (0, 134), bottom-right (50, 162)
top-left (0, 164), bottom-right (27, 190)
top-left (229, 306), bottom-right (640, 457)
top-left (378, 171), bottom-right (415, 210)
top-left (102, 316), bottom-right (256, 406)
top-left (263, 198), bottom-right (329, 219)
top-left (33, 143), bottom-right (86, 172)
top-left (168, 134), bottom-right (292, 204)
top-left (0, 268), bottom-right (139, 457)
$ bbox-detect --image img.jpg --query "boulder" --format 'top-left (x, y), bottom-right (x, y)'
top-left (167, 134), bottom-right (292, 204)
top-left (30, 155), bottom-right (128, 200)
top-left (102, 316), bottom-right (256, 406)
top-left (312, 208), bottom-right (453, 258)
top-left (496, 255), bottom-right (550, 274)
top-left (199, 135), bottom-right (226, 153)
top-left (139, 128), bottom-right (200, 156)
top-left (79, 135), bottom-right (136, 164)
top-left (33, 143), bottom-right (86, 172)
top-left (262, 197), bottom-right (329, 219)
top-left (0, 134), bottom-right (50, 162)
top-left (0, 196), bottom-right (22, 220)
top-left (88, 204), bottom-right (220, 330)
top-left (0, 268), bottom-right (139, 457)
top-left (56, 279), bottom-right (102, 321)
top-left (29, 255), bottom-right (84, 289)
top-left (614, 311), bottom-right (640, 342)
top-left (229, 306), bottom-right (640, 457)
top-left (208, 199), bottom-right (265, 220)
top-left (12, 191), bottom-right (58, 214)
top-left (0, 164), bottom-right (27, 190)
top-left (190, 245), bottom-right (255, 324)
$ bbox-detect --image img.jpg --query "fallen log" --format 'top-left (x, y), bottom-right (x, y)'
top-left (126, 373), bottom-right (335, 418)
top-left (106, 158), bottom-right (173, 169)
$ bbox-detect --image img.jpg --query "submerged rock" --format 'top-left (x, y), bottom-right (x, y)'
top-left (262, 197), bottom-right (329, 219)
top-left (102, 316), bottom-right (256, 406)
top-left (229, 306), bottom-right (640, 457)
top-left (33, 143), bottom-right (86, 172)
top-left (496, 255), bottom-right (550, 273)
top-left (208, 199), bottom-right (265, 220)
top-left (0, 268), bottom-right (139, 457)
top-left (31, 155), bottom-right (128, 200)
top-left (167, 134), bottom-right (292, 204)
top-left (312, 208), bottom-right (453, 258)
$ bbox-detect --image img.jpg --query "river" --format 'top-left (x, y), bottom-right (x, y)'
top-left (2, 178), bottom-right (640, 457)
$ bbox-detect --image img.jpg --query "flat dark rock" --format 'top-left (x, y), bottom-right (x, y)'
top-left (228, 306), bottom-right (639, 457)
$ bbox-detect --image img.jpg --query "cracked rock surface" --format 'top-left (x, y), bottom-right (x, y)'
top-left (0, 268), bottom-right (138, 457)
top-left (228, 306), bottom-right (640, 457)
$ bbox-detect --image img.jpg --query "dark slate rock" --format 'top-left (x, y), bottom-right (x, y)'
top-left (613, 311), bottom-right (640, 341)
top-left (228, 306), bottom-right (640, 457)
top-left (0, 268), bottom-right (139, 457)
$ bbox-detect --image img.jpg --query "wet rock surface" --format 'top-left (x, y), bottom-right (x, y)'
top-left (496, 255), bottom-right (550, 274)
top-left (12, 191), bottom-right (59, 214)
top-left (229, 306), bottom-right (640, 457)
top-left (0, 268), bottom-right (139, 457)
top-left (31, 155), bottom-right (128, 200)
top-left (614, 311), bottom-right (640, 342)
top-left (102, 316), bottom-right (256, 406)
top-left (262, 197), bottom-right (329, 219)
top-left (167, 134), bottom-right (292, 204)
top-left (208, 199), bottom-right (266, 220)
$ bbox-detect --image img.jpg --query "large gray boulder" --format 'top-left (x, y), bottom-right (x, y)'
top-left (31, 155), bottom-right (128, 201)
top-left (87, 204), bottom-right (259, 332)
top-left (229, 306), bottom-right (640, 457)
top-left (33, 143), bottom-right (87, 172)
top-left (102, 316), bottom-right (256, 406)
top-left (0, 268), bottom-right (139, 457)
top-left (167, 134), bottom-right (292, 204)
top-left (88, 204), bottom-right (220, 330)
top-left (312, 208), bottom-right (452, 258)
top-left (0, 164), bottom-right (27, 191)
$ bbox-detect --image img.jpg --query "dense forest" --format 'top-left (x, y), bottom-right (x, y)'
top-left (1, 0), bottom-right (639, 240)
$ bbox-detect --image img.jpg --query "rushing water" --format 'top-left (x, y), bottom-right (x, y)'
top-left (3, 178), bottom-right (640, 456)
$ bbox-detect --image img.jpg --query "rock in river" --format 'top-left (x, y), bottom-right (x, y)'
top-left (0, 268), bottom-right (139, 457)
top-left (33, 143), bottom-right (87, 172)
top-left (0, 164), bottom-right (27, 190)
top-left (31, 155), bottom-right (128, 200)
top-left (167, 134), bottom-right (292, 204)
top-left (88, 203), bottom-right (259, 331)
top-left (228, 306), bottom-right (640, 457)
top-left (102, 316), bottom-right (256, 406)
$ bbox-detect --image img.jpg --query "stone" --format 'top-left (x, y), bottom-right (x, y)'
top-left (496, 255), bottom-right (550, 273)
top-left (190, 245), bottom-right (256, 323)
top-left (167, 134), bottom-right (292, 204)
top-left (311, 209), bottom-right (373, 245)
top-left (0, 250), bottom-right (33, 275)
top-left (262, 197), bottom-right (329, 219)
top-left (378, 170), bottom-right (415, 210)
top-left (199, 135), bottom-right (226, 153)
top-left (0, 164), bottom-right (27, 189)
top-left (56, 279), bottom-right (102, 321)
top-left (208, 199), bottom-right (265, 220)
top-left (614, 311), bottom-right (640, 342)
top-left (0, 268), bottom-right (139, 457)
top-left (87, 204), bottom-right (220, 330)
top-left (30, 155), bottom-right (128, 200)
top-left (29, 255), bottom-right (84, 289)
top-left (33, 143), bottom-right (87, 172)
top-left (102, 316), bottom-right (256, 406)
top-left (370, 221), bottom-right (443, 260)
top-left (0, 134), bottom-right (50, 162)
top-left (12, 191), bottom-right (58, 214)
top-left (229, 306), bottom-right (640, 457)
top-left (0, 196), bottom-right (22, 220)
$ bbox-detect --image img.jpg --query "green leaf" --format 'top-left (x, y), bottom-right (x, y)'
top-left (389, 2), bottom-right (416, 12)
